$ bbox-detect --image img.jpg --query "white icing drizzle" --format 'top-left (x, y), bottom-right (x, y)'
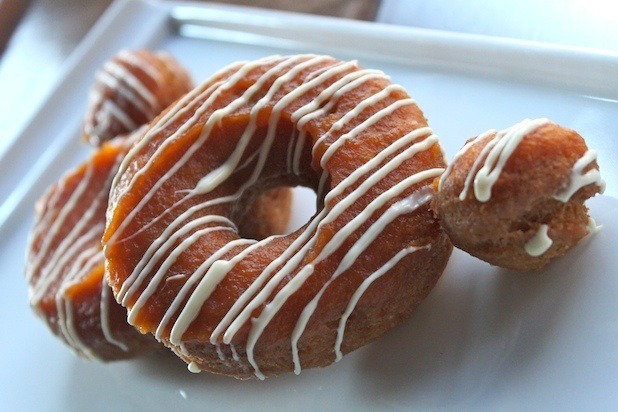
top-left (56, 247), bottom-right (102, 359)
top-left (335, 244), bottom-right (431, 361)
top-left (117, 50), bottom-right (163, 85)
top-left (444, 119), bottom-right (604, 259)
top-left (215, 343), bottom-right (226, 361)
top-left (291, 69), bottom-right (385, 175)
top-left (453, 119), bottom-right (551, 202)
top-left (105, 99), bottom-right (137, 129)
top-left (86, 56), bottom-right (155, 140)
top-left (96, 70), bottom-right (153, 119)
top-left (104, 61), bottom-right (158, 110)
top-left (472, 118), bottom-right (552, 202)
top-left (107, 55), bottom-right (287, 245)
top-left (213, 129), bottom-right (437, 369)
top-left (230, 344), bottom-right (241, 362)
top-left (27, 140), bottom-right (133, 358)
top-left (244, 168), bottom-right (442, 379)
top-left (188, 56), bottom-right (336, 197)
top-left (188, 362), bottom-right (201, 373)
top-left (115, 57), bottom-right (332, 290)
top-left (527, 148), bottom-right (604, 257)
top-left (291, 186), bottom-right (434, 374)
top-left (315, 85), bottom-right (409, 198)
top-left (587, 217), bottom-right (602, 234)
top-left (105, 55), bottom-right (443, 378)
top-left (453, 119), bottom-right (603, 205)
top-left (111, 66), bottom-right (391, 249)
top-left (165, 274), bottom-right (187, 283)
top-left (167, 236), bottom-right (276, 343)
top-left (233, 347), bottom-right (251, 375)
top-left (119, 217), bottom-right (235, 303)
top-left (125, 224), bottom-right (234, 320)
top-left (100, 272), bottom-right (130, 352)
top-left (178, 343), bottom-right (190, 356)
top-left (319, 89), bottom-right (410, 168)
top-left (25, 174), bottom-right (68, 281)
top-left (458, 129), bottom-right (500, 201)
top-left (214, 129), bottom-right (436, 345)
top-left (524, 224), bottom-right (553, 257)
top-left (553, 149), bottom-right (606, 202)
top-left (162, 237), bottom-right (255, 340)
top-left (438, 130), bottom-right (495, 191)
top-left (27, 161), bottom-right (95, 285)
top-left (119, 57), bottom-right (338, 329)
top-left (111, 56), bottom-right (278, 195)
top-left (164, 58), bottom-right (355, 343)
top-left (85, 50), bottom-right (190, 144)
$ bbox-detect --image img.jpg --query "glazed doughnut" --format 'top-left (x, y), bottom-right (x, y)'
top-left (434, 118), bottom-right (605, 271)
top-left (83, 49), bottom-right (193, 146)
top-left (26, 131), bottom-right (156, 360)
top-left (103, 54), bottom-right (452, 378)
top-left (25, 130), bottom-right (291, 360)
top-left (27, 50), bottom-right (292, 360)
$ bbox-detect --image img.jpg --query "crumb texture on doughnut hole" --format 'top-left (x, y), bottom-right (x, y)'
top-left (434, 118), bottom-right (605, 271)
top-left (103, 54), bottom-right (452, 379)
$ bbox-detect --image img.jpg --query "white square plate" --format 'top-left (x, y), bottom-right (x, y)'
top-left (1, 1), bottom-right (617, 410)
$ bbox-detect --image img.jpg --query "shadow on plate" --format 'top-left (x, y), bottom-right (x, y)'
top-left (64, 196), bottom-right (617, 409)
top-left (353, 195), bottom-right (617, 408)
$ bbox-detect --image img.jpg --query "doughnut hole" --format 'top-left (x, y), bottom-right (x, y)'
top-left (433, 122), bottom-right (604, 271)
top-left (104, 55), bottom-right (452, 378)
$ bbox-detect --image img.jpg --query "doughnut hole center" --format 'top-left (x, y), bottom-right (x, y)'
top-left (286, 186), bottom-right (318, 235)
top-left (236, 184), bottom-right (318, 241)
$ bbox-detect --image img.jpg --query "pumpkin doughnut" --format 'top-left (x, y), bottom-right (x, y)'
top-left (26, 131), bottom-right (156, 360)
top-left (26, 48), bottom-right (292, 360)
top-left (26, 129), bottom-right (292, 360)
top-left (434, 118), bottom-right (605, 271)
top-left (83, 49), bottom-right (193, 146)
top-left (103, 54), bottom-right (452, 379)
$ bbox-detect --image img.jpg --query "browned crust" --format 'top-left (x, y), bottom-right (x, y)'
top-left (27, 133), bottom-right (292, 361)
top-left (83, 50), bottom-right (194, 146)
top-left (433, 122), bottom-right (603, 271)
top-left (104, 56), bottom-right (452, 378)
top-left (26, 136), bottom-right (156, 360)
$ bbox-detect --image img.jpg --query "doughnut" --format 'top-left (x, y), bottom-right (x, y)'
top-left (434, 118), bottom-right (605, 271)
top-left (26, 131), bottom-right (156, 360)
top-left (83, 49), bottom-right (193, 146)
top-left (26, 129), bottom-right (292, 360)
top-left (27, 50), bottom-right (292, 360)
top-left (103, 54), bottom-right (452, 379)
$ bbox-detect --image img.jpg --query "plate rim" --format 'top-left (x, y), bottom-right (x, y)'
top-left (3, 0), bottom-right (617, 240)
